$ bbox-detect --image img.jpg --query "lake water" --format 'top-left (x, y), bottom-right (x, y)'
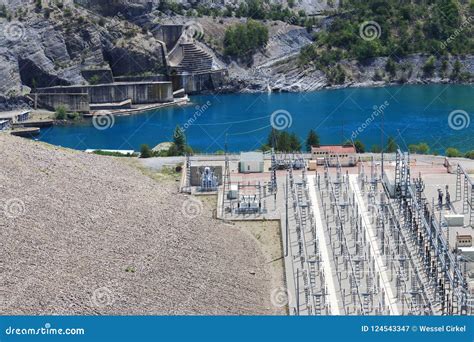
top-left (38, 84), bottom-right (474, 153)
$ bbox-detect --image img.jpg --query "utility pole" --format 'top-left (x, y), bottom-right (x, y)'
top-left (381, 109), bottom-right (384, 176)
top-left (285, 171), bottom-right (289, 257)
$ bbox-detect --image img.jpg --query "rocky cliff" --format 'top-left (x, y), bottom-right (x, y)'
top-left (227, 54), bottom-right (474, 93)
top-left (0, 1), bottom-right (166, 105)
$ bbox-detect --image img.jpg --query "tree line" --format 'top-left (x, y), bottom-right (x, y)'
top-left (139, 126), bottom-right (474, 160)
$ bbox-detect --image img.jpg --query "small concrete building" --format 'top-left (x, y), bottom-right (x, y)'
top-left (311, 145), bottom-right (357, 167)
top-left (0, 110), bottom-right (30, 125)
top-left (457, 234), bottom-right (473, 248)
top-left (239, 152), bottom-right (264, 173)
top-left (0, 119), bottom-right (11, 131)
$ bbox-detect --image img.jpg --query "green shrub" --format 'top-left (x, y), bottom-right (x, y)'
top-left (93, 150), bottom-right (137, 157)
top-left (305, 129), bottom-right (320, 151)
top-left (0, 4), bottom-right (8, 18)
top-left (409, 142), bottom-right (430, 154)
top-left (385, 137), bottom-right (397, 153)
top-left (224, 20), bottom-right (268, 60)
top-left (264, 128), bottom-right (301, 152)
top-left (464, 150), bottom-right (474, 159)
top-left (140, 144), bottom-right (153, 158)
top-left (298, 0), bottom-right (473, 67)
top-left (385, 58), bottom-right (397, 78)
top-left (423, 56), bottom-right (436, 77)
top-left (89, 75), bottom-right (101, 85)
top-left (371, 145), bottom-right (382, 153)
top-left (446, 147), bottom-right (462, 157)
top-left (55, 105), bottom-right (67, 120)
top-left (354, 140), bottom-right (365, 153)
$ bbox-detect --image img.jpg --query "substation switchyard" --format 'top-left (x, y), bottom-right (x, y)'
top-left (283, 150), bottom-right (474, 316)
top-left (182, 149), bottom-right (474, 316)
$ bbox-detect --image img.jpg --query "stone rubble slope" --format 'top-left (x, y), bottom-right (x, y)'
top-left (0, 135), bottom-right (275, 315)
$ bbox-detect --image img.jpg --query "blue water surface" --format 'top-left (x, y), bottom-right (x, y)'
top-left (38, 84), bottom-right (474, 153)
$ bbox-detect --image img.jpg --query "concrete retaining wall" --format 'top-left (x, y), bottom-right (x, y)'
top-left (34, 93), bottom-right (90, 112)
top-left (35, 82), bottom-right (174, 105)
top-left (114, 75), bottom-right (168, 83)
top-left (155, 25), bottom-right (183, 51)
top-left (171, 70), bottom-right (227, 94)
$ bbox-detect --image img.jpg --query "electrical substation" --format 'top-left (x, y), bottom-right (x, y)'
top-left (181, 148), bottom-right (474, 315)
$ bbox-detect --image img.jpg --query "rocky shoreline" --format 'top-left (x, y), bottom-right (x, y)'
top-left (223, 54), bottom-right (474, 93)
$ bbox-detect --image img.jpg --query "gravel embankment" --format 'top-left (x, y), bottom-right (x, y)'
top-left (0, 134), bottom-right (278, 315)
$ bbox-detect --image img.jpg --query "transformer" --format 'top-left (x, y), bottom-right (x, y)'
top-left (199, 167), bottom-right (218, 192)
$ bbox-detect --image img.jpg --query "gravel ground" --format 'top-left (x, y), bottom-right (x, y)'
top-left (0, 135), bottom-right (278, 315)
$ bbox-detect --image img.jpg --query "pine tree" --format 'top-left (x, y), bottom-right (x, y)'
top-left (385, 136), bottom-right (397, 153)
top-left (305, 129), bottom-right (320, 151)
top-left (173, 125), bottom-right (186, 155)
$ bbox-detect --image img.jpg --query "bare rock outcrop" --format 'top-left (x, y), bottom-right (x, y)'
top-left (0, 3), bottom-right (166, 97)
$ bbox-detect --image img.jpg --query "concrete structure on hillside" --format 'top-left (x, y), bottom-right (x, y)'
top-left (0, 120), bottom-right (10, 131)
top-left (32, 82), bottom-right (174, 112)
top-left (239, 152), bottom-right (264, 173)
top-left (160, 25), bottom-right (228, 94)
top-left (0, 110), bottom-right (30, 125)
top-left (311, 145), bottom-right (357, 167)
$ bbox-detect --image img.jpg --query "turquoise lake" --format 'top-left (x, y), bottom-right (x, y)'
top-left (38, 84), bottom-right (474, 153)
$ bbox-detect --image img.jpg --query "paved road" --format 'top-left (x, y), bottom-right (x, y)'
top-left (139, 156), bottom-right (184, 171)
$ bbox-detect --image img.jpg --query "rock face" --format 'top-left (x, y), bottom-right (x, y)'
top-left (73, 0), bottom-right (340, 16)
top-left (73, 0), bottom-right (158, 17)
top-left (0, 3), bottom-right (166, 97)
top-left (227, 54), bottom-right (474, 93)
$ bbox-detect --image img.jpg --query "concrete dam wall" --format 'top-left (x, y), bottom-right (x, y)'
top-left (35, 82), bottom-right (174, 107)
top-left (32, 93), bottom-right (90, 113)
top-left (171, 70), bottom-right (227, 94)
